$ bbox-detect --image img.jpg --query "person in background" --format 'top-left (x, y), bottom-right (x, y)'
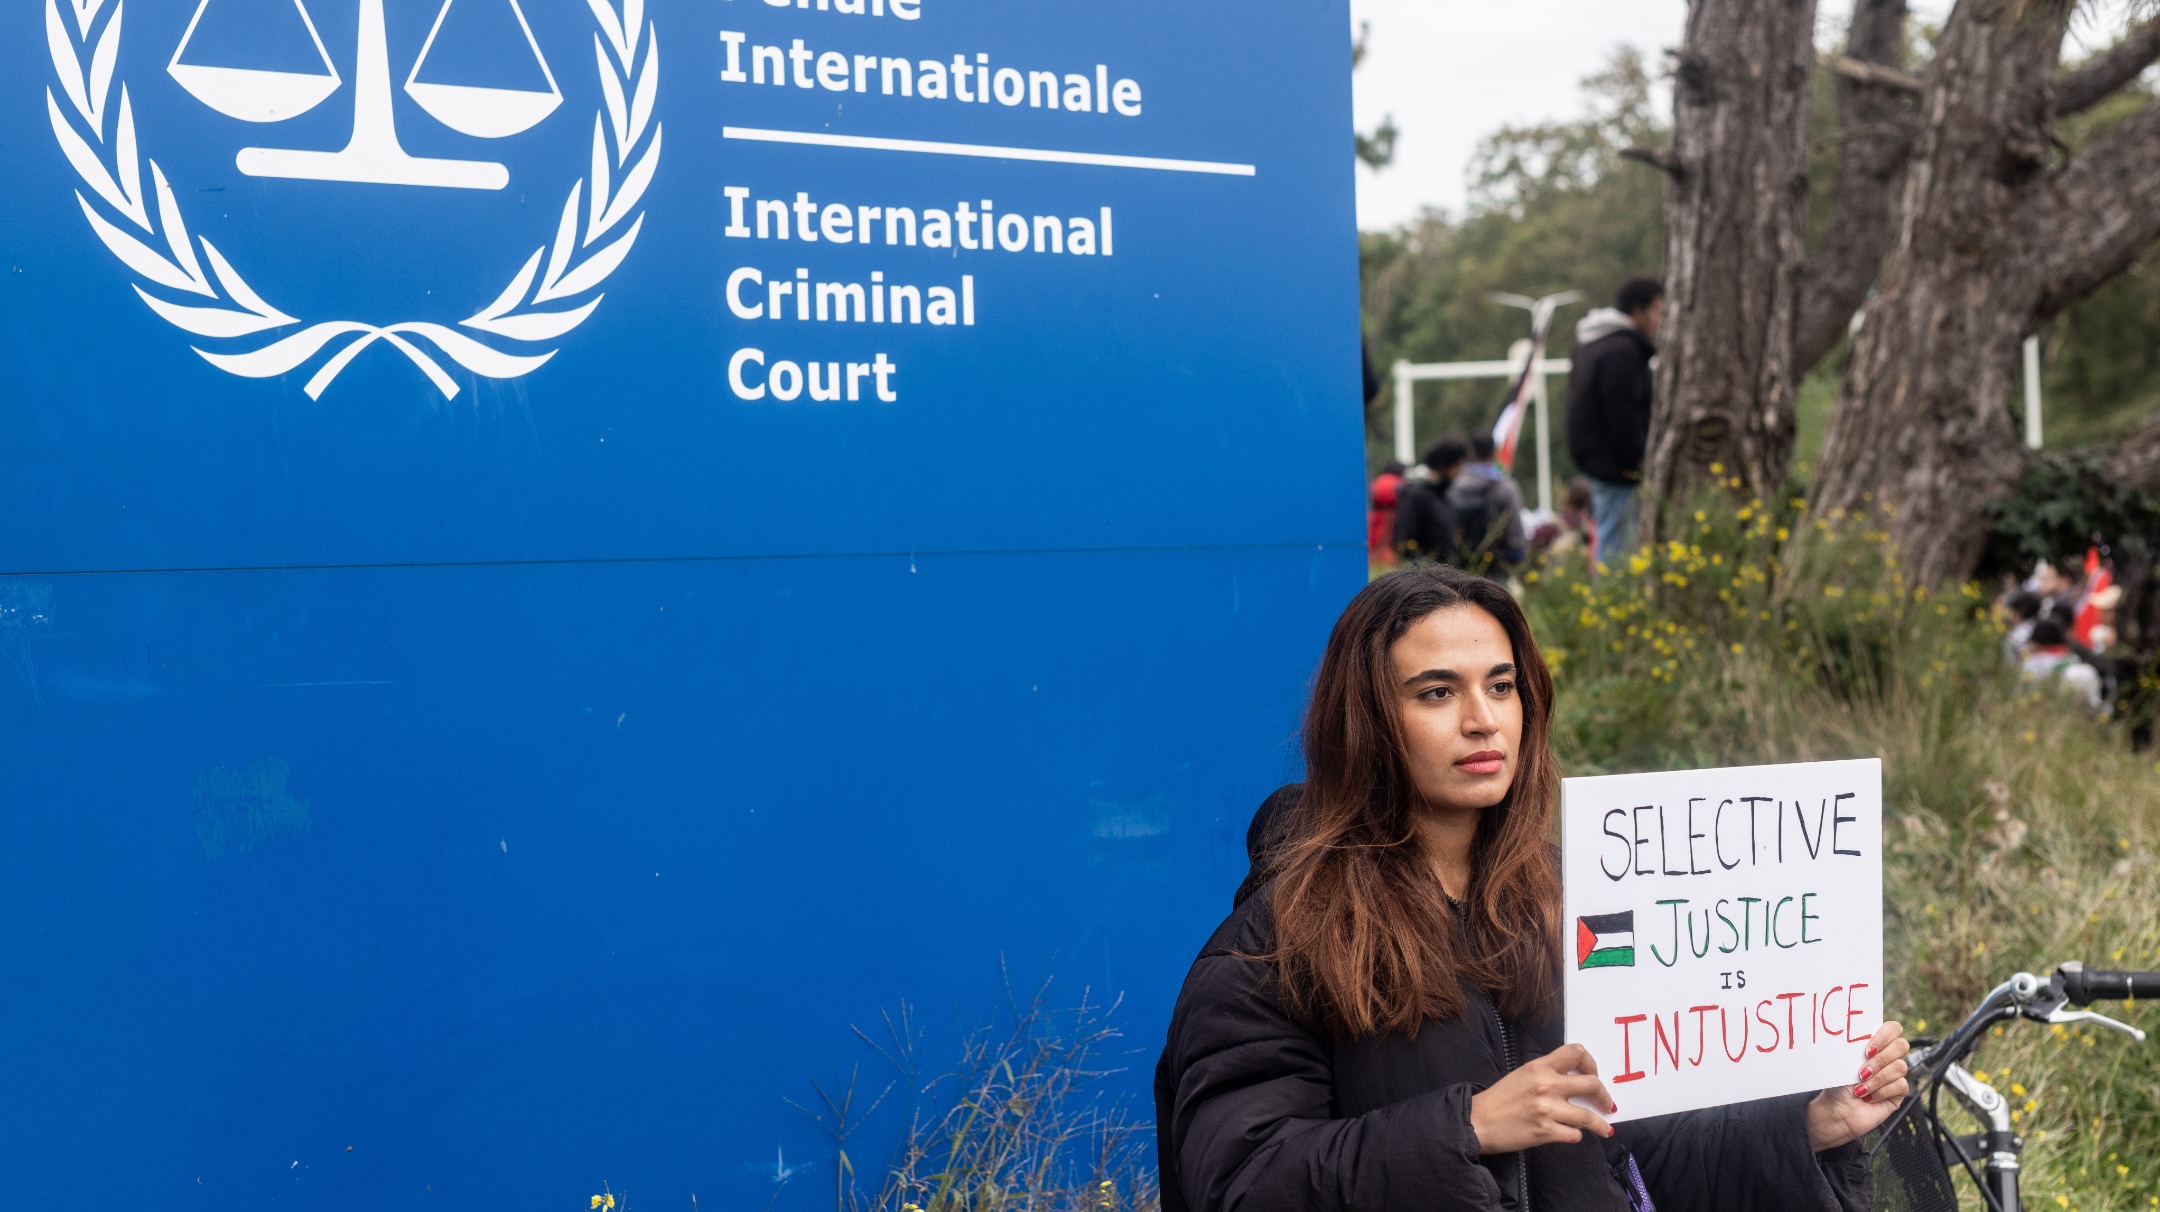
top-left (2000, 590), bottom-right (2043, 658)
top-left (2085, 584), bottom-right (2123, 654)
top-left (1529, 479), bottom-right (1598, 561)
top-left (1531, 476), bottom-right (1596, 560)
top-left (2020, 615), bottom-right (2104, 713)
top-left (1394, 439), bottom-right (1468, 567)
top-left (1369, 460), bottom-right (1406, 570)
top-left (2072, 549), bottom-right (2113, 648)
top-left (1450, 434), bottom-right (1527, 574)
top-left (2025, 560), bottom-right (2080, 619)
top-left (1566, 276), bottom-right (1663, 568)
top-left (1561, 475), bottom-right (1596, 561)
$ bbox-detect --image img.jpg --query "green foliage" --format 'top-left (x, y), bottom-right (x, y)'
top-left (1351, 22), bottom-right (1395, 171)
top-left (2034, 70), bottom-right (2160, 452)
top-left (1792, 356), bottom-right (1844, 472)
top-left (1356, 119), bottom-right (1399, 173)
top-left (1359, 50), bottom-right (1666, 477)
top-left (1521, 511), bottom-right (2160, 1211)
top-left (1979, 450), bottom-right (2160, 580)
top-left (1523, 485), bottom-right (1997, 773)
top-left (2040, 243), bottom-right (2160, 451)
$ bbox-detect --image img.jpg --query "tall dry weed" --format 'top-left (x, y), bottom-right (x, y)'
top-left (799, 980), bottom-right (1157, 1212)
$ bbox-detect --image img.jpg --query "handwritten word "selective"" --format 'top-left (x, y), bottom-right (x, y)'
top-left (1598, 794), bottom-right (1863, 881)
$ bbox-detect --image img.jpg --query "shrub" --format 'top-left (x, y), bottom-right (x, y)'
top-left (1979, 449), bottom-right (2160, 583)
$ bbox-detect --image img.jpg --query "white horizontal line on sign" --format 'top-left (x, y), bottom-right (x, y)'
top-left (721, 126), bottom-right (1258, 176)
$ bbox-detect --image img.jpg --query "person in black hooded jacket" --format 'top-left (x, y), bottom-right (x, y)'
top-left (1566, 277), bottom-right (1662, 565)
top-left (1153, 564), bottom-right (1907, 1212)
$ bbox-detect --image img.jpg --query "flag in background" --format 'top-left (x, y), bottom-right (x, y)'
top-left (2074, 545), bottom-right (2112, 647)
top-left (1489, 309), bottom-right (1558, 471)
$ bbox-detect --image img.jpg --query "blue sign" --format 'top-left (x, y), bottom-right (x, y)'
top-left (0, 0), bottom-right (1360, 1205)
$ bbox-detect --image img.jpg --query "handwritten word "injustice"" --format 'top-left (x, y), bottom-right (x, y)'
top-left (1609, 981), bottom-right (1873, 1084)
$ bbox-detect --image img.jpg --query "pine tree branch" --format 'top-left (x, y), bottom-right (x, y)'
top-left (1620, 145), bottom-right (1682, 176)
top-left (1794, 0), bottom-right (1915, 376)
top-left (2033, 95), bottom-right (2160, 317)
top-left (2053, 18), bottom-right (2160, 116)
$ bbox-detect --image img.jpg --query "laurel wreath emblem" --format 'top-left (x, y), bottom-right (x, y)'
top-left (44, 0), bottom-right (660, 399)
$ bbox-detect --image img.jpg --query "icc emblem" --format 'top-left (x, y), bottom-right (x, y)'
top-left (45, 0), bottom-right (662, 397)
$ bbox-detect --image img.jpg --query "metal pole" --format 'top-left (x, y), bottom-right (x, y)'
top-left (1393, 359), bottom-right (1415, 465)
top-left (1533, 369), bottom-right (1553, 514)
top-left (2022, 336), bottom-right (2043, 450)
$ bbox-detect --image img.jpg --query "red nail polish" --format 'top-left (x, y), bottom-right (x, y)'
top-left (1866, 1045), bottom-right (1878, 1058)
top-left (1859, 1067), bottom-right (1872, 1081)
top-left (1853, 1084), bottom-right (1868, 1098)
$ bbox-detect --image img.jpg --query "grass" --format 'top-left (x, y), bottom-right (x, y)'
top-left (1521, 482), bottom-right (2160, 1212)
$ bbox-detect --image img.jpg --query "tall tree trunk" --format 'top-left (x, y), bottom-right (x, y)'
top-left (1641, 0), bottom-right (1818, 540)
top-left (1810, 0), bottom-right (2160, 586)
top-left (1792, 0), bottom-right (1915, 375)
top-left (2113, 412), bottom-right (2160, 492)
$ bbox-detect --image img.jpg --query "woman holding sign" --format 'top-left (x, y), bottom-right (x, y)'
top-left (1153, 564), bottom-right (1908, 1212)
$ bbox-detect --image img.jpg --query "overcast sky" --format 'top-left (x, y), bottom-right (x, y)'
top-left (1349, 0), bottom-right (2135, 232)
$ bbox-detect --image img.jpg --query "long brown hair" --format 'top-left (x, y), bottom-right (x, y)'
top-left (1267, 563), bottom-right (1562, 1037)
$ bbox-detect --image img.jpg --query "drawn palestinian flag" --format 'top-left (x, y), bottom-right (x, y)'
top-left (1576, 912), bottom-right (1635, 969)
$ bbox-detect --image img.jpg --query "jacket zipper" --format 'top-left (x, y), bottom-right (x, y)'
top-left (1476, 986), bottom-right (1531, 1212)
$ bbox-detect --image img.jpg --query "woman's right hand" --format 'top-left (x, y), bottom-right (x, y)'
top-left (1468, 1043), bottom-right (1616, 1153)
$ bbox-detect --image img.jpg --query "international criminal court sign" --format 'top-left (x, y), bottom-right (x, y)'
top-left (0, 1), bottom-right (1360, 1208)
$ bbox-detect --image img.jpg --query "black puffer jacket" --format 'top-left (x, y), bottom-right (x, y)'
top-left (1391, 474), bottom-right (1459, 566)
top-left (1565, 310), bottom-right (1656, 485)
top-left (1153, 785), bottom-right (1871, 1212)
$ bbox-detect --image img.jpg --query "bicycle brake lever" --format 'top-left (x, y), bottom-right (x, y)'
top-left (2043, 1007), bottom-right (2148, 1042)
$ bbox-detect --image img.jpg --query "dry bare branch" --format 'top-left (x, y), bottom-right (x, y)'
top-left (1821, 52), bottom-right (1924, 93)
top-left (2054, 18), bottom-right (2160, 115)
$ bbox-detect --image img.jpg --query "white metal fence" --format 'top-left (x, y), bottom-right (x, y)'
top-left (1394, 336), bottom-right (2050, 513)
top-left (1391, 338), bottom-right (1569, 513)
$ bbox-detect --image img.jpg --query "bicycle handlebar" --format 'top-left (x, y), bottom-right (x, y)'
top-left (2058, 963), bottom-right (2160, 1006)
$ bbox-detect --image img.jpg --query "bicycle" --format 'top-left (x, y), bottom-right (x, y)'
top-left (1872, 962), bottom-right (2160, 1212)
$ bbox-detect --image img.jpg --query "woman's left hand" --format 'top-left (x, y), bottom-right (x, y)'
top-left (1806, 1021), bottom-right (1911, 1151)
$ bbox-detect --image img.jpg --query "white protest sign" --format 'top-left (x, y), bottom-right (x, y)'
top-left (1561, 759), bottom-right (1883, 1122)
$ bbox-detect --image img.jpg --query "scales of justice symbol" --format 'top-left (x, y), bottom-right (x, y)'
top-left (165, 0), bottom-right (562, 190)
